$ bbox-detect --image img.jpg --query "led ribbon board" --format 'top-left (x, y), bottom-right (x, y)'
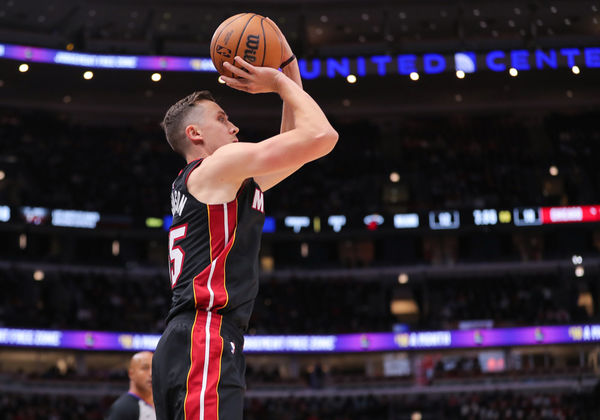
top-left (0, 42), bottom-right (598, 78)
top-left (0, 43), bottom-right (216, 72)
top-left (1, 324), bottom-right (598, 353)
top-left (4, 204), bottom-right (600, 231)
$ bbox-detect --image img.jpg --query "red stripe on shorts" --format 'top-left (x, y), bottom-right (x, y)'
top-left (184, 311), bottom-right (224, 420)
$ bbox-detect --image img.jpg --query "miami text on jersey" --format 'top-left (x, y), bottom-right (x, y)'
top-left (252, 188), bottom-right (264, 213)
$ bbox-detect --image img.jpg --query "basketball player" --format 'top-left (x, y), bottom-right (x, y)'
top-left (152, 21), bottom-right (338, 420)
top-left (107, 351), bottom-right (155, 420)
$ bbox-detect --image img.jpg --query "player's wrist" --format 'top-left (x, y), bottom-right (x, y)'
top-left (273, 71), bottom-right (287, 89)
top-left (273, 71), bottom-right (295, 95)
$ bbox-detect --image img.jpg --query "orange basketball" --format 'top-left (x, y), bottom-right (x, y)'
top-left (210, 13), bottom-right (284, 77)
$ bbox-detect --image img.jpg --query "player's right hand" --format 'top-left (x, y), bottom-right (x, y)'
top-left (221, 57), bottom-right (286, 94)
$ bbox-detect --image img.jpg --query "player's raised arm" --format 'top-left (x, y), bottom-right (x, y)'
top-left (201, 57), bottom-right (337, 187)
top-left (264, 17), bottom-right (303, 135)
top-left (248, 17), bottom-right (306, 191)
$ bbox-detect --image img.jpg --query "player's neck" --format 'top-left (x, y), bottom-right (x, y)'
top-left (185, 147), bottom-right (209, 164)
top-left (186, 154), bottom-right (205, 164)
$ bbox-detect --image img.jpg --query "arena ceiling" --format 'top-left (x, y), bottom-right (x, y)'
top-left (0, 0), bottom-right (598, 122)
top-left (0, 0), bottom-right (598, 56)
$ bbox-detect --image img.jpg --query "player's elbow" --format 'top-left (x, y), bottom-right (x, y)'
top-left (323, 127), bottom-right (339, 145)
top-left (312, 127), bottom-right (338, 156)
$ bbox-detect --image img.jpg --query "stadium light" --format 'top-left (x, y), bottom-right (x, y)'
top-left (346, 74), bottom-right (357, 84)
top-left (456, 70), bottom-right (465, 79)
top-left (509, 68), bottom-right (518, 77)
top-left (218, 76), bottom-right (226, 84)
top-left (571, 66), bottom-right (580, 75)
top-left (18, 63), bottom-right (29, 73)
top-left (83, 71), bottom-right (94, 80)
top-left (409, 72), bottom-right (419, 81)
top-left (33, 270), bottom-right (45, 281)
top-left (151, 72), bottom-right (162, 82)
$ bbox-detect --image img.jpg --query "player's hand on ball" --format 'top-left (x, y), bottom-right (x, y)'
top-left (222, 57), bottom-right (284, 94)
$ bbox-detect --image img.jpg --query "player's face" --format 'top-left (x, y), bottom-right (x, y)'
top-left (198, 101), bottom-right (239, 152)
top-left (129, 352), bottom-right (153, 395)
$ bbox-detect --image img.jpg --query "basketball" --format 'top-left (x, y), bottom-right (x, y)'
top-left (210, 13), bottom-right (284, 77)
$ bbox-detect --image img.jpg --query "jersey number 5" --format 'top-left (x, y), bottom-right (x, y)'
top-left (169, 224), bottom-right (188, 287)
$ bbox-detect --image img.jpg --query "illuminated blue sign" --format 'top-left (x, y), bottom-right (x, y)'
top-left (163, 215), bottom-right (173, 231)
top-left (0, 43), bottom-right (216, 72)
top-left (298, 47), bottom-right (600, 79)
top-left (0, 42), bottom-right (597, 78)
top-left (455, 52), bottom-right (476, 72)
top-left (263, 216), bottom-right (276, 233)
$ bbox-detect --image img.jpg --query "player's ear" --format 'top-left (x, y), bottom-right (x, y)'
top-left (185, 124), bottom-right (204, 144)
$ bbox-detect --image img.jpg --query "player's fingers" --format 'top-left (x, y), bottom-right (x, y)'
top-left (219, 75), bottom-right (237, 85)
top-left (233, 56), bottom-right (256, 72)
top-left (223, 62), bottom-right (251, 79)
top-left (219, 74), bottom-right (245, 88)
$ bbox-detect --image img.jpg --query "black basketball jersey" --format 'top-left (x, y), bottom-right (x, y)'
top-left (166, 159), bottom-right (265, 330)
top-left (106, 392), bottom-right (155, 420)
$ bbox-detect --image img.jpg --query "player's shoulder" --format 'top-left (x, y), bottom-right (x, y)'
top-left (186, 146), bottom-right (253, 192)
top-left (202, 141), bottom-right (260, 170)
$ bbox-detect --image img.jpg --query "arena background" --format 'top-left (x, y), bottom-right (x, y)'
top-left (1, 0), bottom-right (600, 418)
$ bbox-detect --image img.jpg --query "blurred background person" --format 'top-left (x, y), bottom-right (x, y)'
top-left (106, 351), bottom-right (155, 420)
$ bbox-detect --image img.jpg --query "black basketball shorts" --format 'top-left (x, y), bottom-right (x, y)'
top-left (152, 311), bottom-right (246, 420)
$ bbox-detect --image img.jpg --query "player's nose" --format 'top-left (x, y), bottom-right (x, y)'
top-left (230, 123), bottom-right (239, 134)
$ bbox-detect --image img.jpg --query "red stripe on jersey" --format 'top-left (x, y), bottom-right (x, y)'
top-left (227, 200), bottom-right (238, 238)
top-left (210, 200), bottom-right (238, 310)
top-left (192, 263), bottom-right (214, 309)
top-left (184, 311), bottom-right (224, 420)
top-left (207, 205), bottom-right (225, 261)
top-left (193, 200), bottom-right (238, 310)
